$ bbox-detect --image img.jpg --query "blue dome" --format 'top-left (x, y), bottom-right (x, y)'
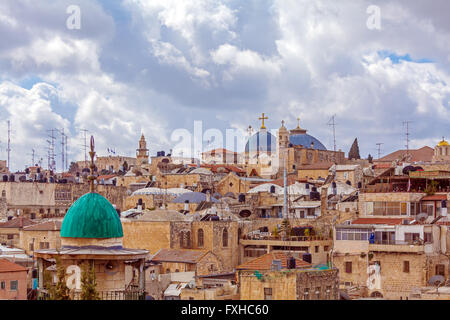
top-left (289, 134), bottom-right (327, 150)
top-left (245, 130), bottom-right (277, 153)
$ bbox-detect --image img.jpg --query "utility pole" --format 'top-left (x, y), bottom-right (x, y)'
top-left (327, 115), bottom-right (337, 152)
top-left (376, 143), bottom-right (384, 159)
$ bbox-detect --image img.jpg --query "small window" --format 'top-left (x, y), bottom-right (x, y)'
top-left (264, 288), bottom-right (272, 300)
top-left (436, 264), bottom-right (445, 277)
top-left (315, 287), bottom-right (321, 300)
top-left (10, 280), bottom-right (18, 291)
top-left (0, 281), bottom-right (5, 290)
top-left (7, 234), bottom-right (14, 240)
top-left (345, 262), bottom-right (352, 273)
top-left (315, 246), bottom-right (319, 253)
top-left (403, 261), bottom-right (410, 273)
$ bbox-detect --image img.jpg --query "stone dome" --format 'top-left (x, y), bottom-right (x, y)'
top-left (60, 193), bottom-right (123, 239)
top-left (245, 129), bottom-right (277, 153)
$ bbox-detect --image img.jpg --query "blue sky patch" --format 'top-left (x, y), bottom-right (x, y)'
top-left (378, 51), bottom-right (433, 64)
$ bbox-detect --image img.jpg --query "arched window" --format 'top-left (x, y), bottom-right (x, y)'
top-left (198, 229), bottom-right (204, 247)
top-left (223, 228), bottom-right (228, 247)
top-left (185, 231), bottom-right (191, 248)
top-left (180, 231), bottom-right (184, 248)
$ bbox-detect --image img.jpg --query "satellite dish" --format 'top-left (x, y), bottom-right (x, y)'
top-left (416, 213), bottom-right (428, 224)
top-left (428, 275), bottom-right (445, 287)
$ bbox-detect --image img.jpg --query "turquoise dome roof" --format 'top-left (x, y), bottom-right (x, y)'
top-left (60, 193), bottom-right (123, 239)
top-left (245, 130), bottom-right (277, 153)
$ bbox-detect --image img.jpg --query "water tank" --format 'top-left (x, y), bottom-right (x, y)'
top-left (287, 257), bottom-right (296, 269)
top-left (238, 194), bottom-right (245, 203)
top-left (270, 185), bottom-right (276, 193)
top-left (161, 151), bottom-right (165, 157)
top-left (302, 253), bottom-right (312, 264)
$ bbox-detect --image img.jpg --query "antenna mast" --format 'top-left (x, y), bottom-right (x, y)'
top-left (403, 121), bottom-right (412, 157)
top-left (7, 120), bottom-right (11, 170)
top-left (80, 129), bottom-right (89, 169)
top-left (376, 143), bottom-right (384, 159)
top-left (327, 115), bottom-right (337, 152)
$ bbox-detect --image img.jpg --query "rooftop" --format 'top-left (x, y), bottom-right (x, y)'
top-left (151, 248), bottom-right (209, 264)
top-left (351, 218), bottom-right (413, 226)
top-left (0, 217), bottom-right (37, 229)
top-left (236, 252), bottom-right (311, 270)
top-left (0, 258), bottom-right (28, 273)
top-left (23, 220), bottom-right (62, 231)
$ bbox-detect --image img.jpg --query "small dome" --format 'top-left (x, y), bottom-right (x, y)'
top-left (289, 134), bottom-right (327, 150)
top-left (245, 130), bottom-right (277, 153)
top-left (60, 193), bottom-right (123, 239)
top-left (438, 139), bottom-right (449, 147)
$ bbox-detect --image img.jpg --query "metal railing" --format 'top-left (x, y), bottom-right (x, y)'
top-left (243, 234), bottom-right (330, 242)
top-left (37, 289), bottom-right (145, 300)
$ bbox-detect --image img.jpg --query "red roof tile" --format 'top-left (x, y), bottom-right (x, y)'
top-left (377, 146), bottom-right (434, 163)
top-left (0, 217), bottom-right (37, 229)
top-left (421, 194), bottom-right (447, 201)
top-left (352, 218), bottom-right (412, 226)
top-left (236, 252), bottom-right (311, 270)
top-left (23, 220), bottom-right (62, 231)
top-left (151, 249), bottom-right (209, 264)
top-left (0, 259), bottom-right (28, 273)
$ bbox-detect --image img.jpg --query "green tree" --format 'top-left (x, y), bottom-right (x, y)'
top-left (80, 261), bottom-right (100, 300)
top-left (348, 138), bottom-right (361, 160)
top-left (48, 257), bottom-right (71, 300)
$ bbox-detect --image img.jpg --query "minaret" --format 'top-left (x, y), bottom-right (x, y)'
top-left (136, 134), bottom-right (149, 165)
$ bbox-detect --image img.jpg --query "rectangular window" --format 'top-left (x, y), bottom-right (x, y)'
top-left (1, 281), bottom-right (5, 290)
top-left (7, 234), bottom-right (14, 240)
top-left (39, 242), bottom-right (49, 249)
top-left (264, 288), bottom-right (273, 300)
top-left (403, 261), bottom-right (410, 273)
top-left (424, 232), bottom-right (433, 243)
top-left (315, 287), bottom-right (321, 300)
top-left (10, 280), bottom-right (18, 291)
top-left (315, 246), bottom-right (319, 253)
top-left (303, 288), bottom-right (309, 300)
top-left (345, 262), bottom-right (352, 273)
top-left (29, 243), bottom-right (34, 252)
top-left (436, 264), bottom-right (445, 277)
top-left (405, 233), bottom-right (420, 243)
top-left (324, 246), bottom-right (329, 251)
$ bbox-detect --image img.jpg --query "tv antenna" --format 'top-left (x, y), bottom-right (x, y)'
top-left (80, 129), bottom-right (89, 168)
top-left (327, 115), bottom-right (337, 152)
top-left (403, 121), bottom-right (413, 156)
top-left (376, 143), bottom-right (384, 159)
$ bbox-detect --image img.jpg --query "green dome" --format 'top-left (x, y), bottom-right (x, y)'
top-left (61, 193), bottom-right (123, 239)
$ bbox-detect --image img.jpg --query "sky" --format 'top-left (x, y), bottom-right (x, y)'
top-left (0, 0), bottom-right (449, 171)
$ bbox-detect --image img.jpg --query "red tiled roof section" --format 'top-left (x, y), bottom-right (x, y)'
top-left (151, 249), bottom-right (209, 264)
top-left (23, 220), bottom-right (62, 231)
top-left (271, 174), bottom-right (299, 187)
top-left (352, 218), bottom-right (412, 225)
top-left (0, 217), bottom-right (37, 228)
top-left (201, 164), bottom-right (245, 174)
top-left (421, 194), bottom-right (447, 201)
top-left (0, 258), bottom-right (28, 273)
top-left (236, 252), bottom-right (311, 270)
top-left (377, 146), bottom-right (434, 162)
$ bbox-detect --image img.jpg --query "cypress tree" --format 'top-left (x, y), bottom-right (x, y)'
top-left (80, 261), bottom-right (100, 300)
top-left (348, 138), bottom-right (361, 160)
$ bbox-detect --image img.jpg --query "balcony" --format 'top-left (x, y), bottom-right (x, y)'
top-left (369, 240), bottom-right (425, 253)
top-left (241, 234), bottom-right (332, 247)
top-left (37, 289), bottom-right (146, 300)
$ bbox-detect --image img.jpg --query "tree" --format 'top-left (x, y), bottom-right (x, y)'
top-left (48, 257), bottom-right (71, 300)
top-left (368, 154), bottom-right (373, 163)
top-left (348, 138), bottom-right (361, 160)
top-left (80, 261), bottom-right (100, 300)
top-left (122, 161), bottom-right (129, 172)
top-left (68, 161), bottom-right (79, 174)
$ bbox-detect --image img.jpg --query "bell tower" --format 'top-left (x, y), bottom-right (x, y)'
top-left (136, 134), bottom-right (149, 165)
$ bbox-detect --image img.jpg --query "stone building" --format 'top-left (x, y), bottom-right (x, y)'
top-left (150, 248), bottom-right (223, 276)
top-left (237, 251), bottom-right (339, 300)
top-left (0, 258), bottom-right (28, 300)
top-left (19, 220), bottom-right (62, 255)
top-left (0, 217), bottom-right (36, 247)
